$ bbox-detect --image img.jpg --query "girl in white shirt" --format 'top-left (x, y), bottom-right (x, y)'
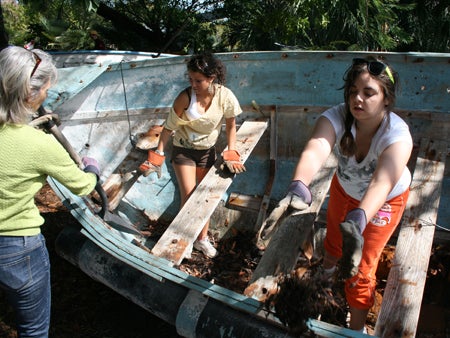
top-left (265, 57), bottom-right (412, 332)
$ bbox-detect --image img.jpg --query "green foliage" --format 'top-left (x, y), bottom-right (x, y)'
top-left (221, 0), bottom-right (312, 51)
top-left (2, 0), bottom-right (111, 50)
top-left (2, 2), bottom-right (29, 46)
top-left (1, 0), bottom-right (448, 52)
top-left (397, 0), bottom-right (449, 52)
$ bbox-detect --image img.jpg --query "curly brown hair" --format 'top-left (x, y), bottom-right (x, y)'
top-left (186, 53), bottom-right (227, 85)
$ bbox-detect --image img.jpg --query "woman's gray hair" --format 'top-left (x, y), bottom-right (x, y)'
top-left (0, 46), bottom-right (57, 125)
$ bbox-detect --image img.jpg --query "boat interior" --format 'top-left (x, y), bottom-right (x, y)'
top-left (45, 51), bottom-right (449, 336)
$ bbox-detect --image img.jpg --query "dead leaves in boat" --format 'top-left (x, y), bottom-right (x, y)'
top-left (265, 263), bottom-right (347, 335)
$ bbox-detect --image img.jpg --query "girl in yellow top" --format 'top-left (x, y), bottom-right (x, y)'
top-left (140, 53), bottom-right (245, 257)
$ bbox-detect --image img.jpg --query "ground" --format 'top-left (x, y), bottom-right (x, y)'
top-left (0, 184), bottom-right (449, 337)
top-left (0, 185), bottom-right (181, 338)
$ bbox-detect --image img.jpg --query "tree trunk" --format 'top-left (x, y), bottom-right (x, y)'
top-left (96, 3), bottom-right (163, 51)
top-left (0, 3), bottom-right (9, 50)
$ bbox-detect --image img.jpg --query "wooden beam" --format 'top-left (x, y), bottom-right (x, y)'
top-left (101, 147), bottom-right (147, 211)
top-left (227, 192), bottom-right (262, 212)
top-left (254, 105), bottom-right (277, 232)
top-left (101, 125), bottom-right (163, 211)
top-left (244, 155), bottom-right (337, 300)
top-left (375, 138), bottom-right (447, 337)
top-left (151, 120), bottom-right (269, 266)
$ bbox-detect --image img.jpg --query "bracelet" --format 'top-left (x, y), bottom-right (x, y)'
top-left (155, 149), bottom-right (164, 156)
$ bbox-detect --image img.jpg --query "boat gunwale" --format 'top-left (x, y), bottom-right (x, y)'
top-left (47, 178), bottom-right (267, 316)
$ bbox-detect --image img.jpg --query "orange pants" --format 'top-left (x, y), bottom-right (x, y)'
top-left (324, 174), bottom-right (409, 309)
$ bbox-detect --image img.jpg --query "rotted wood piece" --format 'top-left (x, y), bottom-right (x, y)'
top-left (255, 154), bottom-right (337, 250)
top-left (375, 138), bottom-right (447, 338)
top-left (151, 120), bottom-right (269, 266)
top-left (101, 148), bottom-right (148, 211)
top-left (101, 125), bottom-right (162, 211)
top-left (245, 212), bottom-right (316, 301)
top-left (245, 155), bottom-right (337, 301)
top-left (227, 192), bottom-right (262, 212)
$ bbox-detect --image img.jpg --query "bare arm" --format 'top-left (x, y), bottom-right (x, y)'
top-left (225, 117), bottom-right (237, 150)
top-left (292, 116), bottom-right (336, 185)
top-left (156, 128), bottom-right (173, 153)
top-left (359, 141), bottom-right (412, 221)
top-left (173, 89), bottom-right (190, 118)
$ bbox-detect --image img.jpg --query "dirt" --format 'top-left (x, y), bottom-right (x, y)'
top-left (0, 185), bottom-right (181, 338)
top-left (1, 184), bottom-right (449, 337)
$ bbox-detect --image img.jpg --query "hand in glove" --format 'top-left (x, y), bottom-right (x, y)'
top-left (29, 113), bottom-right (61, 129)
top-left (222, 150), bottom-right (246, 174)
top-left (261, 180), bottom-right (312, 239)
top-left (82, 156), bottom-right (100, 180)
top-left (139, 150), bottom-right (165, 178)
top-left (339, 208), bottom-right (366, 279)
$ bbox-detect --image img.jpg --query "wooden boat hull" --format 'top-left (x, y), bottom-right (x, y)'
top-left (44, 50), bottom-right (450, 337)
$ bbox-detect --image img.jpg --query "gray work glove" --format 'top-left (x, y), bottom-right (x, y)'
top-left (82, 156), bottom-right (100, 180)
top-left (339, 208), bottom-right (366, 279)
top-left (261, 180), bottom-right (312, 239)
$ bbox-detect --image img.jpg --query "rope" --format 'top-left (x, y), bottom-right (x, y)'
top-left (403, 217), bottom-right (450, 232)
top-left (119, 60), bottom-right (136, 147)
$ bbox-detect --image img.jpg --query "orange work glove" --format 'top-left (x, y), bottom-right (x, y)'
top-left (139, 150), bottom-right (165, 178)
top-left (222, 150), bottom-right (246, 174)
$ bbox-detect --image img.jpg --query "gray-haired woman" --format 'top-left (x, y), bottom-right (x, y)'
top-left (0, 46), bottom-right (99, 337)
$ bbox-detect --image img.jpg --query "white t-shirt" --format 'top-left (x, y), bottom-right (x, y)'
top-left (322, 103), bottom-right (412, 201)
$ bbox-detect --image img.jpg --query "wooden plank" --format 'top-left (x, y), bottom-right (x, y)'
top-left (151, 120), bottom-right (269, 265)
top-left (101, 147), bottom-right (148, 211)
top-left (374, 138), bottom-right (447, 338)
top-left (227, 192), bottom-right (262, 212)
top-left (101, 125), bottom-right (163, 211)
top-left (244, 154), bottom-right (337, 300)
top-left (255, 105), bottom-right (277, 232)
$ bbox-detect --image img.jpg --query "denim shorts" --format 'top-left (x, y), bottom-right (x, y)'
top-left (0, 234), bottom-right (51, 337)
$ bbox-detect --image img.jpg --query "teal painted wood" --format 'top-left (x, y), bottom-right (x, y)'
top-left (50, 49), bottom-right (175, 68)
top-left (46, 65), bottom-right (109, 112)
top-left (44, 50), bottom-right (450, 237)
top-left (307, 319), bottom-right (377, 337)
top-left (45, 51), bottom-right (450, 337)
top-left (46, 51), bottom-right (450, 115)
top-left (48, 177), bottom-right (262, 313)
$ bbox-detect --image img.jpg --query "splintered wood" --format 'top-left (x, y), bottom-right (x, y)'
top-left (375, 138), bottom-right (447, 337)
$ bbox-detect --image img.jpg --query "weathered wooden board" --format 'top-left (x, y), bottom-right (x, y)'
top-left (254, 105), bottom-right (277, 232)
top-left (227, 192), bottom-right (262, 212)
top-left (101, 148), bottom-right (148, 211)
top-left (151, 120), bottom-right (269, 265)
top-left (375, 138), bottom-right (447, 337)
top-left (245, 154), bottom-right (337, 300)
top-left (101, 125), bottom-right (163, 211)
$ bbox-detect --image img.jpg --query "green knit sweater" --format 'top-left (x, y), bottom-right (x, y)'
top-left (0, 124), bottom-right (97, 236)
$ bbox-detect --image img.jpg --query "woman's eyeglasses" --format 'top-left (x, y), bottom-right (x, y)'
top-left (30, 52), bottom-right (42, 78)
top-left (352, 58), bottom-right (395, 84)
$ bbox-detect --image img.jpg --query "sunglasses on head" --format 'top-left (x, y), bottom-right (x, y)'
top-left (30, 52), bottom-right (42, 78)
top-left (352, 58), bottom-right (395, 84)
